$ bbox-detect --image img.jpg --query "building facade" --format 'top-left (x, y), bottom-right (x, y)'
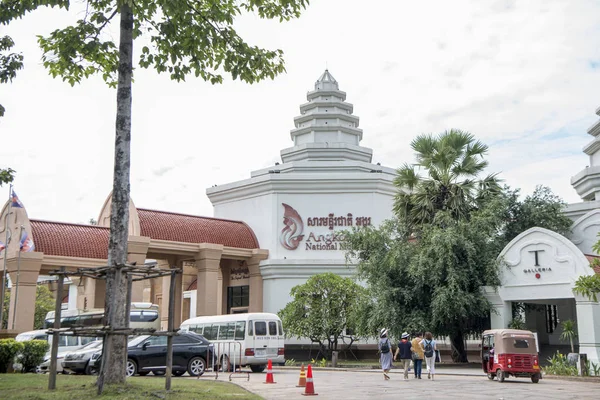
top-left (483, 106), bottom-right (600, 365)
top-left (206, 70), bottom-right (399, 317)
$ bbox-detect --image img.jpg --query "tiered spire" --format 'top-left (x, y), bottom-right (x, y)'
top-left (281, 70), bottom-right (372, 163)
top-left (572, 106), bottom-right (600, 200)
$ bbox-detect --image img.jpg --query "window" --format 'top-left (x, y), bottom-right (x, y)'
top-left (130, 310), bottom-right (159, 322)
top-left (147, 336), bottom-right (168, 346)
top-left (545, 304), bottom-right (558, 333)
top-left (204, 324), bottom-right (218, 341)
top-left (174, 335), bottom-right (195, 344)
top-left (218, 323), bottom-right (235, 340)
top-left (248, 320), bottom-right (254, 337)
top-left (81, 337), bottom-right (96, 345)
top-left (227, 286), bottom-right (249, 314)
top-left (514, 339), bottom-right (529, 348)
top-left (255, 321), bottom-right (267, 336)
top-left (269, 321), bottom-right (277, 336)
top-left (277, 321), bottom-right (283, 336)
top-left (189, 324), bottom-right (204, 335)
top-left (235, 321), bottom-right (246, 340)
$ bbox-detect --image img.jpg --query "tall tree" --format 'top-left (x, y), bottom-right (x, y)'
top-left (346, 199), bottom-right (506, 362)
top-left (278, 273), bottom-right (367, 359)
top-left (347, 181), bottom-right (576, 361)
top-left (0, 35), bottom-right (23, 117)
top-left (1, 0), bottom-right (309, 388)
top-left (394, 129), bottom-right (501, 232)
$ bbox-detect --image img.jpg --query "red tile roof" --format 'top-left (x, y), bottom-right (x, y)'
top-left (137, 208), bottom-right (259, 249)
top-left (584, 255), bottom-right (600, 275)
top-left (29, 209), bottom-right (259, 260)
top-left (31, 220), bottom-right (109, 259)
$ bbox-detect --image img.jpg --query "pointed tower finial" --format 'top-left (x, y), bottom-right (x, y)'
top-left (315, 69), bottom-right (338, 91)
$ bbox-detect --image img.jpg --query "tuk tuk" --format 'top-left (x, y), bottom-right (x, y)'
top-left (481, 329), bottom-right (541, 383)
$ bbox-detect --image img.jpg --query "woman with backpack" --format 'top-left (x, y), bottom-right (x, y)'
top-left (378, 328), bottom-right (393, 380)
top-left (420, 331), bottom-right (438, 380)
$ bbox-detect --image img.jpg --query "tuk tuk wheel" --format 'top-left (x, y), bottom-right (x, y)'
top-left (487, 373), bottom-right (494, 380)
top-left (496, 369), bottom-right (505, 382)
top-left (531, 373), bottom-right (540, 383)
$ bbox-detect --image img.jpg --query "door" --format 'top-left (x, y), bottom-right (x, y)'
top-left (252, 320), bottom-right (268, 359)
top-left (252, 320), bottom-right (280, 359)
top-left (172, 335), bottom-right (204, 368)
top-left (482, 335), bottom-right (494, 372)
top-left (139, 336), bottom-right (168, 369)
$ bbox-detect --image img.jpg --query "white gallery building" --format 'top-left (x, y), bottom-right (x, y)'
top-left (208, 71), bottom-right (600, 364)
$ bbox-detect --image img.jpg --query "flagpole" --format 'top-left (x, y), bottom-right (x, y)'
top-left (11, 225), bottom-right (23, 330)
top-left (0, 184), bottom-right (12, 329)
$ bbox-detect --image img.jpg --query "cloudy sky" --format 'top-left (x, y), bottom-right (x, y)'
top-left (2, 0), bottom-right (600, 224)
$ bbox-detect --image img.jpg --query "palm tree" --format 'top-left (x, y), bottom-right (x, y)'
top-left (394, 129), bottom-right (501, 231)
top-left (560, 319), bottom-right (577, 353)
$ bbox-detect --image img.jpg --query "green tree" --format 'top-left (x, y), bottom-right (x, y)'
top-left (1, 0), bottom-right (309, 388)
top-left (278, 272), bottom-right (367, 359)
top-left (0, 167), bottom-right (15, 186)
top-left (346, 198), bottom-right (506, 362)
top-left (498, 185), bottom-right (572, 248)
top-left (33, 286), bottom-right (55, 330)
top-left (0, 35), bottom-right (23, 117)
top-left (574, 238), bottom-right (600, 302)
top-left (393, 129), bottom-right (501, 232)
top-left (559, 319), bottom-right (577, 354)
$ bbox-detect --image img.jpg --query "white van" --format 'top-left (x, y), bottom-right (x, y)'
top-left (180, 313), bottom-right (285, 372)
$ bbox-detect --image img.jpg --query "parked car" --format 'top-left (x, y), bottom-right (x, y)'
top-left (89, 332), bottom-right (213, 377)
top-left (62, 340), bottom-right (103, 374)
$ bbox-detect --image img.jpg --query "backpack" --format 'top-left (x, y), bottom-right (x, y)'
top-left (424, 340), bottom-right (434, 358)
top-left (380, 339), bottom-right (390, 354)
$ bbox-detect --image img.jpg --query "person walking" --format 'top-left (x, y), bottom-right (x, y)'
top-left (394, 332), bottom-right (412, 380)
top-left (410, 332), bottom-right (424, 379)
top-left (421, 331), bottom-right (438, 380)
top-left (378, 328), bottom-right (393, 380)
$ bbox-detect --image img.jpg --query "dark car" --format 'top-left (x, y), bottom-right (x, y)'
top-left (90, 332), bottom-right (212, 377)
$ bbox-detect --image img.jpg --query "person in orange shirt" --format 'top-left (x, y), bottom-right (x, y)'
top-left (410, 332), bottom-right (424, 379)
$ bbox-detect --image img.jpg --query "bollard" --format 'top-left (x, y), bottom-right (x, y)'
top-left (332, 351), bottom-right (338, 368)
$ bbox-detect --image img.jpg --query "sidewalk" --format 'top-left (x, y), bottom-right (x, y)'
top-left (274, 363), bottom-right (483, 377)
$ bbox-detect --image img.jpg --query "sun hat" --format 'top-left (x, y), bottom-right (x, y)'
top-left (401, 332), bottom-right (410, 339)
top-left (380, 328), bottom-right (388, 337)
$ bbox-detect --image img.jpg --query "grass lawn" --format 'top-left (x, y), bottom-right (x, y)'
top-left (0, 374), bottom-right (262, 399)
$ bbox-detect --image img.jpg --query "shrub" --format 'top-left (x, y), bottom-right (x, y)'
top-left (543, 351), bottom-right (578, 376)
top-left (0, 339), bottom-right (24, 373)
top-left (284, 358), bottom-right (296, 366)
top-left (18, 340), bottom-right (49, 373)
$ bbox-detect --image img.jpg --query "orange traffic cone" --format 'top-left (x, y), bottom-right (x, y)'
top-left (264, 359), bottom-right (276, 384)
top-left (301, 364), bottom-right (318, 396)
top-left (297, 363), bottom-right (307, 387)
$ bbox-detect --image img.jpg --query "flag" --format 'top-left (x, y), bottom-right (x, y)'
top-left (0, 240), bottom-right (5, 252)
top-left (20, 229), bottom-right (34, 252)
top-left (11, 190), bottom-right (24, 208)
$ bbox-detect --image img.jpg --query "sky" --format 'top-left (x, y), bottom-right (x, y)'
top-left (1, 0), bottom-right (600, 225)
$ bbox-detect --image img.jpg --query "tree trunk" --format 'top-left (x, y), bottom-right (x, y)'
top-left (450, 331), bottom-right (469, 363)
top-left (97, 4), bottom-right (133, 392)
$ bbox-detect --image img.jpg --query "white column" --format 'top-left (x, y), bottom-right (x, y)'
top-left (68, 281), bottom-right (78, 310)
top-left (483, 287), bottom-right (511, 328)
top-left (574, 293), bottom-right (600, 365)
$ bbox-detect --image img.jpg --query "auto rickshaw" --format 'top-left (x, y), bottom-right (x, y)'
top-left (481, 329), bottom-right (541, 383)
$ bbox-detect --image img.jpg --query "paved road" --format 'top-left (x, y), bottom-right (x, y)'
top-left (202, 368), bottom-right (599, 399)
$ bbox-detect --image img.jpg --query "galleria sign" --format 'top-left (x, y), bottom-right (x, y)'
top-left (279, 203), bottom-right (371, 251)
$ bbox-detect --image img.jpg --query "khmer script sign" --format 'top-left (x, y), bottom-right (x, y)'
top-left (279, 203), bottom-right (371, 251)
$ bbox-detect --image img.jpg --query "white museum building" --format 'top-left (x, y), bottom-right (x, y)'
top-left (202, 70), bottom-right (600, 363)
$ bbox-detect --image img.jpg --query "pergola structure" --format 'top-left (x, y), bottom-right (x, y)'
top-left (0, 193), bottom-right (268, 333)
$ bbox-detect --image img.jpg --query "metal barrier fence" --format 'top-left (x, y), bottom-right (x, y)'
top-left (199, 341), bottom-right (249, 381)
